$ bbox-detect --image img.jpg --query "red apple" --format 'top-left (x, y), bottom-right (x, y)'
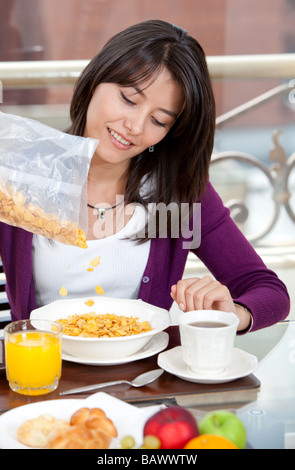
top-left (143, 406), bottom-right (199, 449)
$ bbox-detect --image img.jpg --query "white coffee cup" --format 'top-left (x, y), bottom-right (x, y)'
top-left (178, 310), bottom-right (239, 375)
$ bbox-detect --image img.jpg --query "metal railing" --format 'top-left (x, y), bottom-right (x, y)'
top-left (0, 54), bottom-right (295, 87)
top-left (212, 76), bottom-right (295, 246)
top-left (211, 144), bottom-right (295, 245)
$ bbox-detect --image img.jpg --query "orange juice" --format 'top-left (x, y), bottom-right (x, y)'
top-left (5, 330), bottom-right (62, 396)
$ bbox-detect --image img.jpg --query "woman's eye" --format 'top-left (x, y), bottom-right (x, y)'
top-left (152, 117), bottom-right (167, 128)
top-left (120, 90), bottom-right (168, 128)
top-left (120, 91), bottom-right (135, 106)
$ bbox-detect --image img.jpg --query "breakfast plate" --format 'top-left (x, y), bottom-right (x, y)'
top-left (0, 391), bottom-right (162, 449)
top-left (62, 331), bottom-right (169, 365)
top-left (157, 346), bottom-right (258, 384)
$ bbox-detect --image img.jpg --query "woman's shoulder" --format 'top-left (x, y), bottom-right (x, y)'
top-left (200, 180), bottom-right (224, 204)
top-left (197, 180), bottom-right (230, 226)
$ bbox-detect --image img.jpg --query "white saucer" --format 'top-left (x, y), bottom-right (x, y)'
top-left (157, 346), bottom-right (258, 384)
top-left (62, 332), bottom-right (169, 366)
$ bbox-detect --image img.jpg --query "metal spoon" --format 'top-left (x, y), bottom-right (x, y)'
top-left (59, 368), bottom-right (164, 396)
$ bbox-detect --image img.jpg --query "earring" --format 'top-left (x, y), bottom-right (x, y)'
top-left (149, 146), bottom-right (154, 152)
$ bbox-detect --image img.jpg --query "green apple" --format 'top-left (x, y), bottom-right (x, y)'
top-left (198, 410), bottom-right (247, 449)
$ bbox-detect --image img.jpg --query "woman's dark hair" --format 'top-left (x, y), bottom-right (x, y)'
top-left (68, 20), bottom-right (215, 237)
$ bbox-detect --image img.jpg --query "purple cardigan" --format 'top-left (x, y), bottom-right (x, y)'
top-left (0, 182), bottom-right (290, 331)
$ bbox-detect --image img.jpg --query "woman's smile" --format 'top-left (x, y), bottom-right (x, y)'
top-left (108, 128), bottom-right (134, 149)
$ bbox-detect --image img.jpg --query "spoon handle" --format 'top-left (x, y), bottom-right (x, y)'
top-left (59, 379), bottom-right (127, 395)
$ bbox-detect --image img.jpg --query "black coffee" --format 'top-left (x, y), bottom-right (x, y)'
top-left (189, 321), bottom-right (228, 328)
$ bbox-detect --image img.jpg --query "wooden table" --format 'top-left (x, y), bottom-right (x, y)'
top-left (0, 326), bottom-right (260, 413)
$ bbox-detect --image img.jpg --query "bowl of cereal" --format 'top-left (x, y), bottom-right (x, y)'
top-left (30, 297), bottom-right (170, 360)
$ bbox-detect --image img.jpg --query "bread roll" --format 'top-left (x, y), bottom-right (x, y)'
top-left (17, 414), bottom-right (70, 448)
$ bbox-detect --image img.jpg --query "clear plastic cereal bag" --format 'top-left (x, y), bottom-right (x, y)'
top-left (0, 112), bottom-right (98, 248)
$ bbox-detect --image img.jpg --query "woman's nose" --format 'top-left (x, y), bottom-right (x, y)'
top-left (123, 110), bottom-right (145, 135)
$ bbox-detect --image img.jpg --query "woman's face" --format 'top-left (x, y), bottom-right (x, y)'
top-left (84, 68), bottom-right (184, 168)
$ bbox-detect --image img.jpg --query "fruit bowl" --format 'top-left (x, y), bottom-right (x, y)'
top-left (30, 297), bottom-right (170, 360)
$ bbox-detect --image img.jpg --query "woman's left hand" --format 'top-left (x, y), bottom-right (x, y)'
top-left (170, 276), bottom-right (251, 331)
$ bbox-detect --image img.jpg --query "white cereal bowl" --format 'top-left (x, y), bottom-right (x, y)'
top-left (30, 297), bottom-right (170, 360)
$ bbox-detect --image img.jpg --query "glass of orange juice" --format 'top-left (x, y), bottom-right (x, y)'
top-left (4, 319), bottom-right (62, 396)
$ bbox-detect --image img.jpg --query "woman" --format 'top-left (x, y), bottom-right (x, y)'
top-left (0, 20), bottom-right (290, 332)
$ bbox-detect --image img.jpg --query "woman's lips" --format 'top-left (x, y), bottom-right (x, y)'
top-left (108, 128), bottom-right (134, 149)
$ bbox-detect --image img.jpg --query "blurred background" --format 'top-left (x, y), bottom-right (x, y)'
top-left (1, 0), bottom-right (294, 135)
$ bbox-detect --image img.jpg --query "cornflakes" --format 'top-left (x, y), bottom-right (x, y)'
top-left (56, 313), bottom-right (152, 338)
top-left (95, 286), bottom-right (104, 295)
top-left (85, 299), bottom-right (95, 307)
top-left (59, 287), bottom-right (68, 296)
top-left (90, 257), bottom-right (100, 267)
top-left (0, 182), bottom-right (88, 248)
top-left (86, 256), bottom-right (100, 272)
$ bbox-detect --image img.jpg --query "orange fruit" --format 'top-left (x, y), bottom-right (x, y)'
top-left (184, 434), bottom-right (238, 449)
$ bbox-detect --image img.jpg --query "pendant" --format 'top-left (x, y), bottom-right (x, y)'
top-left (98, 208), bottom-right (105, 220)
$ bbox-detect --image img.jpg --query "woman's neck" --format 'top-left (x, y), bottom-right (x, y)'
top-left (86, 158), bottom-right (134, 240)
top-left (87, 157), bottom-right (129, 205)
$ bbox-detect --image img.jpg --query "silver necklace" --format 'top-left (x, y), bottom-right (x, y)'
top-left (87, 199), bottom-right (124, 220)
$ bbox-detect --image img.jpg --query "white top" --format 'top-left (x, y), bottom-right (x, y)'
top-left (32, 205), bottom-right (150, 307)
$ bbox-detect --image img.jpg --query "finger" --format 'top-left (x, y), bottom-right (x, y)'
top-left (173, 278), bottom-right (199, 311)
top-left (193, 282), bottom-right (232, 311)
top-left (170, 284), bottom-right (177, 300)
top-left (182, 276), bottom-right (216, 311)
top-left (196, 282), bottom-right (224, 310)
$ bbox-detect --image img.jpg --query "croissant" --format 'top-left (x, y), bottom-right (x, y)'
top-left (46, 407), bottom-right (117, 449)
top-left (46, 424), bottom-right (111, 449)
top-left (70, 407), bottom-right (118, 436)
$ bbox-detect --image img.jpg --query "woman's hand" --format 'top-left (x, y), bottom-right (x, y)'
top-left (170, 276), bottom-right (251, 331)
